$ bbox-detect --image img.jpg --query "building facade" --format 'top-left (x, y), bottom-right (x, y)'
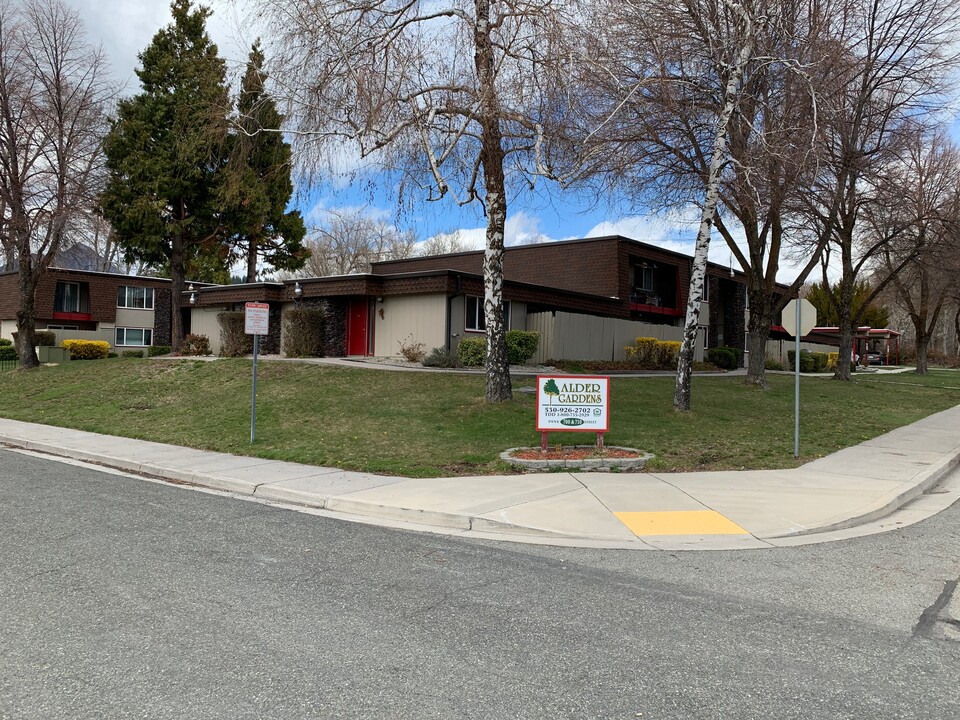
top-left (1, 236), bottom-right (774, 363)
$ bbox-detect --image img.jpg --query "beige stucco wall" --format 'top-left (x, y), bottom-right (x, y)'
top-left (115, 307), bottom-right (155, 332)
top-left (1, 320), bottom-right (16, 342)
top-left (374, 295), bottom-right (447, 357)
top-left (189, 306), bottom-right (230, 355)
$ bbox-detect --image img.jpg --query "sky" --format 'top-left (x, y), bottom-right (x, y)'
top-left (62, 0), bottom-right (811, 280)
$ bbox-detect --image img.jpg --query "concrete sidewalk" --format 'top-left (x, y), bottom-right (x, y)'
top-left (2, 405), bottom-right (959, 550)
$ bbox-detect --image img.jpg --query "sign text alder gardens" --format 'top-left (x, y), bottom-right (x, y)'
top-left (536, 375), bottom-right (610, 432)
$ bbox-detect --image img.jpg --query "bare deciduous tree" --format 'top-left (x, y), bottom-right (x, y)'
top-left (577, 0), bottom-right (764, 410)
top-left (872, 130), bottom-right (960, 374)
top-left (300, 208), bottom-right (417, 277)
top-left (0, 0), bottom-right (113, 368)
top-left (799, 0), bottom-right (960, 381)
top-left (581, 1), bottom-right (839, 395)
top-left (248, 0), bottom-right (577, 401)
top-left (417, 230), bottom-right (472, 257)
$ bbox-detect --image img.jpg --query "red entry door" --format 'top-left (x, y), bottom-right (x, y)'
top-left (347, 298), bottom-right (371, 356)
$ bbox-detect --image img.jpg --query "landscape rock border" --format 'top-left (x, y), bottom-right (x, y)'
top-left (501, 446), bottom-right (653, 472)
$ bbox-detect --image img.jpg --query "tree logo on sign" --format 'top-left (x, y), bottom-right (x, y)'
top-left (543, 379), bottom-right (560, 405)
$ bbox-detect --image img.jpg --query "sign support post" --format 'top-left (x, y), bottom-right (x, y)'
top-left (794, 300), bottom-right (801, 458)
top-left (251, 334), bottom-right (259, 443)
top-left (782, 298), bottom-right (817, 459)
top-left (244, 302), bottom-right (270, 444)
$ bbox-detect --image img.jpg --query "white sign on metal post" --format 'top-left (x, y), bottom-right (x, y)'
top-left (244, 302), bottom-right (270, 443)
top-left (244, 302), bottom-right (270, 336)
top-left (782, 298), bottom-right (818, 459)
top-left (781, 298), bottom-right (817, 338)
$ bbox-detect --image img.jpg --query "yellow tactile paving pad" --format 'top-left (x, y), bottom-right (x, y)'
top-left (614, 510), bottom-right (749, 536)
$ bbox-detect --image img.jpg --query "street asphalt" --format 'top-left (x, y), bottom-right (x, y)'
top-left (1, 393), bottom-right (958, 550)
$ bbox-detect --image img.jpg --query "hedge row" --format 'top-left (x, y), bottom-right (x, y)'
top-left (61, 339), bottom-right (110, 360)
top-left (787, 349), bottom-right (831, 373)
top-left (706, 346), bottom-right (742, 370)
top-left (456, 331), bottom-right (541, 367)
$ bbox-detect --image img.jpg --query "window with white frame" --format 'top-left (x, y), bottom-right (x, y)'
top-left (115, 327), bottom-right (153, 346)
top-left (117, 285), bottom-right (154, 310)
top-left (465, 296), bottom-right (510, 332)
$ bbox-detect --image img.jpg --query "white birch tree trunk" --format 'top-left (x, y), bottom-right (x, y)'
top-left (476, 0), bottom-right (512, 402)
top-left (674, 3), bottom-right (755, 411)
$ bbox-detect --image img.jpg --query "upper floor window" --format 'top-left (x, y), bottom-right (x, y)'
top-left (465, 296), bottom-right (511, 332)
top-left (637, 265), bottom-right (654, 291)
top-left (118, 285), bottom-right (154, 310)
top-left (54, 282), bottom-right (82, 313)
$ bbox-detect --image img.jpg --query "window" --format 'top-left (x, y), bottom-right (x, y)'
top-left (638, 266), bottom-right (654, 291)
top-left (117, 285), bottom-right (154, 309)
top-left (54, 282), bottom-right (81, 313)
top-left (465, 296), bottom-right (510, 332)
top-left (115, 327), bottom-right (152, 346)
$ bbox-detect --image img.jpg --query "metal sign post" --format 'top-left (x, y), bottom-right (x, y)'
top-left (782, 298), bottom-right (817, 459)
top-left (244, 303), bottom-right (270, 443)
top-left (251, 334), bottom-right (259, 443)
top-left (794, 301), bottom-right (801, 458)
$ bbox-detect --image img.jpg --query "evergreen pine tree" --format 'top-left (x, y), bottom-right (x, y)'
top-left (225, 41), bottom-right (307, 283)
top-left (102, 0), bottom-right (233, 349)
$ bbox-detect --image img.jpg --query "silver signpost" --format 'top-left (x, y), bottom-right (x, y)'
top-left (244, 302), bottom-right (270, 443)
top-left (782, 298), bottom-right (817, 458)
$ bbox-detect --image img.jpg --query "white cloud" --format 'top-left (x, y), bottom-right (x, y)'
top-left (63, 0), bottom-right (255, 92)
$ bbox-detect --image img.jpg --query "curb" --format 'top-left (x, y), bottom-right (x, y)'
top-left (770, 447), bottom-right (960, 538)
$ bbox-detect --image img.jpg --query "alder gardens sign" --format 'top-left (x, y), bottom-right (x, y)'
top-left (536, 375), bottom-right (610, 435)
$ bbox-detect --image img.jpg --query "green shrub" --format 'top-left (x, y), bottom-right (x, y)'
top-left (0, 338), bottom-right (11, 347)
top-left (422, 346), bottom-right (461, 368)
top-left (122, 349), bottom-right (144, 359)
top-left (457, 337), bottom-right (486, 366)
top-left (180, 334), bottom-right (211, 356)
top-left (787, 349), bottom-right (815, 373)
top-left (454, 332), bottom-right (541, 367)
top-left (61, 339), bottom-right (110, 360)
top-left (707, 347), bottom-right (739, 370)
top-left (765, 358), bottom-right (785, 371)
top-left (148, 345), bottom-right (171, 357)
top-left (827, 352), bottom-right (838, 370)
top-left (810, 352), bottom-right (828, 372)
top-left (107, 352), bottom-right (118, 359)
top-left (217, 311), bottom-right (252, 357)
top-left (282, 307), bottom-right (326, 357)
top-left (0, 346), bottom-right (16, 361)
top-left (36, 330), bottom-right (56, 346)
top-left (12, 330), bottom-right (57, 347)
top-left (506, 330), bottom-right (539, 365)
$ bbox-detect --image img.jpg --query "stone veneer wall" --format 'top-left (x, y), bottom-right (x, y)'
top-left (154, 289), bottom-right (172, 347)
top-left (286, 299), bottom-right (347, 358)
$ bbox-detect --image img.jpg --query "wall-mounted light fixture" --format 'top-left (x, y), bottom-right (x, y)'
top-left (377, 296), bottom-right (384, 303)
top-left (294, 282), bottom-right (303, 300)
top-left (189, 292), bottom-right (196, 305)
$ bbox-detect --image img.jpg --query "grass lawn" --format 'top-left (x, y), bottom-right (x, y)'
top-left (0, 359), bottom-right (958, 477)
